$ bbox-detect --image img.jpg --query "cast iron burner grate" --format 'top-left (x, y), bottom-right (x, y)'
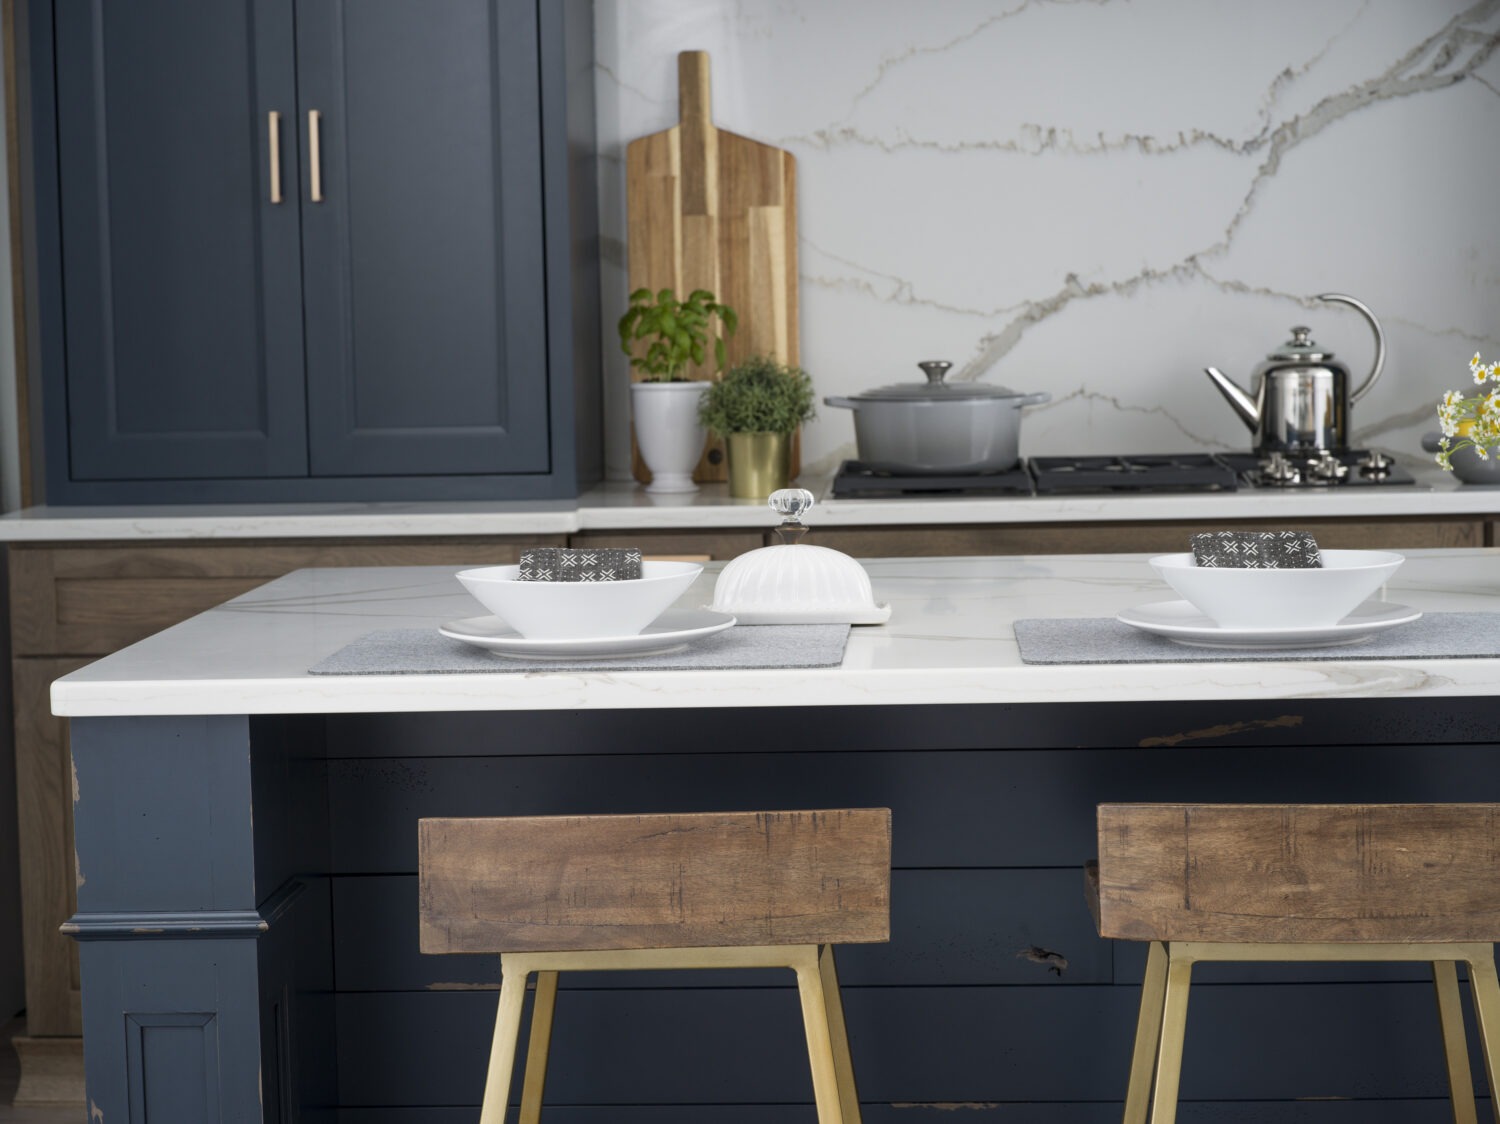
top-left (1029, 455), bottom-right (1239, 494)
top-left (829, 460), bottom-right (1035, 498)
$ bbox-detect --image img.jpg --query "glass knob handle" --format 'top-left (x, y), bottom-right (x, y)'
top-left (769, 488), bottom-right (814, 544)
top-left (768, 488), bottom-right (814, 520)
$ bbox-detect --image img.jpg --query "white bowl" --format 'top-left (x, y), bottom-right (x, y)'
top-left (456, 561), bottom-right (702, 640)
top-left (1149, 549), bottom-right (1404, 630)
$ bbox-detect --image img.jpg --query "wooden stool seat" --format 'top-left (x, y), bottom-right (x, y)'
top-left (420, 809), bottom-right (891, 1123)
top-left (1091, 803), bottom-right (1500, 1124)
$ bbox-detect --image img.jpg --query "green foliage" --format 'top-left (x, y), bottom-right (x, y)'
top-left (617, 288), bottom-right (738, 382)
top-left (698, 355), bottom-right (817, 436)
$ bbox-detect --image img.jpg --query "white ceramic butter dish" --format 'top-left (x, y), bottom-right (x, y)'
top-left (709, 489), bottom-right (892, 625)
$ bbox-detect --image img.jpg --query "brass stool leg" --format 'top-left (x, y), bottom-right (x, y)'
top-left (818, 945), bottom-right (863, 1124)
top-left (518, 970), bottom-right (560, 1124)
top-left (1434, 961), bottom-right (1480, 1124)
top-left (794, 945), bottom-right (847, 1123)
top-left (480, 959), bottom-right (530, 1124)
top-left (1465, 948), bottom-right (1500, 1124)
top-left (1124, 941), bottom-right (1169, 1124)
top-left (1148, 946), bottom-right (1193, 1124)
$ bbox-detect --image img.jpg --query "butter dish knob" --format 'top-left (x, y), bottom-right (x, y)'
top-left (768, 487), bottom-right (815, 545)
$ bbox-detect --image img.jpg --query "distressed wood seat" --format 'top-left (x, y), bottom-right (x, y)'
top-left (420, 808), bottom-right (892, 1124)
top-left (1088, 803), bottom-right (1500, 1124)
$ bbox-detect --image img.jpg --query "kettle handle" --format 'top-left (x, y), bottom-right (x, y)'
top-left (1316, 292), bottom-right (1385, 405)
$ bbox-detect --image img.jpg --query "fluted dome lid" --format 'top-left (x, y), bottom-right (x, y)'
top-left (709, 490), bottom-right (892, 625)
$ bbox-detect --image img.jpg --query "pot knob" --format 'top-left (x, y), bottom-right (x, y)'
top-left (917, 360), bottom-right (953, 385)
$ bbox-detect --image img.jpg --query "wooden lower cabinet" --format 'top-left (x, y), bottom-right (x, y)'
top-left (4, 514), bottom-right (1493, 1104)
top-left (9, 658), bottom-right (87, 1107)
top-left (801, 517), bottom-right (1490, 558)
top-left (577, 517), bottom-right (1493, 561)
top-left (569, 528), bottom-right (767, 560)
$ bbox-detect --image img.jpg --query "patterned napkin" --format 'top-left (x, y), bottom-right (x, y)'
top-left (1189, 531), bottom-right (1321, 569)
top-left (518, 547), bottom-right (643, 582)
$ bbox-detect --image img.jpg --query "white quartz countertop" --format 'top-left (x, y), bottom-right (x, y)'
top-left (50, 549), bottom-right (1500, 717)
top-left (2, 467), bottom-right (1498, 541)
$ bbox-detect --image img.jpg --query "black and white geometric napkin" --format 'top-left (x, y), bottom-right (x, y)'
top-left (1189, 531), bottom-right (1321, 569)
top-left (518, 547), bottom-right (643, 582)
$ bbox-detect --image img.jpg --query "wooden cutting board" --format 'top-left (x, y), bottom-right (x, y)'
top-left (626, 51), bottom-right (800, 483)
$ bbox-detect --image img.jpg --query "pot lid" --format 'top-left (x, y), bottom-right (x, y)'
top-left (849, 360), bottom-right (1030, 402)
top-left (1267, 326), bottom-right (1334, 364)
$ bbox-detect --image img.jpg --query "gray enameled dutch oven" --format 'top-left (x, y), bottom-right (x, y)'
top-left (825, 361), bottom-right (1051, 474)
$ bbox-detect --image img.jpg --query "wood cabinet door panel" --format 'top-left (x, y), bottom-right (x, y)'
top-left (569, 530), bottom-right (767, 561)
top-left (9, 538), bottom-right (568, 655)
top-left (804, 518), bottom-right (1486, 558)
top-left (53, 0), bottom-right (308, 481)
top-left (296, 0), bottom-right (550, 477)
top-left (13, 657), bottom-right (92, 1037)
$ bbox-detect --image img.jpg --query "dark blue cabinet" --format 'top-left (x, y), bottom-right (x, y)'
top-left (24, 0), bottom-right (599, 503)
top-left (54, 0), bottom-right (309, 482)
top-left (297, 0), bottom-right (552, 479)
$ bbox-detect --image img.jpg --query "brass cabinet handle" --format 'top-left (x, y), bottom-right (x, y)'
top-left (267, 111), bottom-right (282, 203)
top-left (308, 109), bottom-right (323, 203)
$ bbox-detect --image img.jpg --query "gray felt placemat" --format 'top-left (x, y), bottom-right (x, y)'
top-left (1014, 611), bottom-right (1500, 664)
top-left (309, 623), bottom-right (850, 675)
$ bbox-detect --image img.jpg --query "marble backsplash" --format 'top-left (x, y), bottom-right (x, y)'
top-left (592, 0), bottom-right (1500, 481)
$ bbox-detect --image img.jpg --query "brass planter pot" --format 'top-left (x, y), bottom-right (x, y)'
top-left (725, 431), bottom-right (791, 499)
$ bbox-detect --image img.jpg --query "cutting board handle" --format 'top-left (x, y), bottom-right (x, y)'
top-left (678, 51), bottom-right (711, 123)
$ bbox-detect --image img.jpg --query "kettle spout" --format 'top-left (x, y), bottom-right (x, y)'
top-left (1204, 367), bottom-right (1259, 432)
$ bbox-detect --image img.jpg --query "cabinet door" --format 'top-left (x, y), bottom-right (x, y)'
top-left (297, 0), bottom-right (551, 477)
top-left (54, 0), bottom-right (309, 481)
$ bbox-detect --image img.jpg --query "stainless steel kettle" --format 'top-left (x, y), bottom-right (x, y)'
top-left (1204, 293), bottom-right (1386, 455)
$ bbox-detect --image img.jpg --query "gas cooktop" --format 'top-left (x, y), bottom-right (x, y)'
top-left (828, 451), bottom-right (1416, 498)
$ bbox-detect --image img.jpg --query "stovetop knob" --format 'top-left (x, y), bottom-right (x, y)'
top-left (1310, 452), bottom-right (1349, 482)
top-left (1357, 449), bottom-right (1394, 476)
top-left (1259, 451), bottom-right (1302, 485)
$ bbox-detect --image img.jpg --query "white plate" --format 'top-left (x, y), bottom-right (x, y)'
top-left (707, 603), bottom-right (892, 625)
top-left (439, 608), bottom-right (736, 660)
top-left (1116, 599), bottom-right (1422, 649)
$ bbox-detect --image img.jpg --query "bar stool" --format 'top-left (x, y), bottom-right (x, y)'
top-left (420, 808), bottom-right (891, 1124)
top-left (1087, 803), bottom-right (1500, 1124)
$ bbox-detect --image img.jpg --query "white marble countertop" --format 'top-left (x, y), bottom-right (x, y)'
top-left (50, 549), bottom-right (1500, 717)
top-left (1, 465), bottom-right (1497, 541)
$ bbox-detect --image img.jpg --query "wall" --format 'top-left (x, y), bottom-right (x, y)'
top-left (594, 0), bottom-right (1500, 480)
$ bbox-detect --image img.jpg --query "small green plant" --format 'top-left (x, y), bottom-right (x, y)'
top-left (617, 288), bottom-right (737, 382)
top-left (698, 355), bottom-right (816, 436)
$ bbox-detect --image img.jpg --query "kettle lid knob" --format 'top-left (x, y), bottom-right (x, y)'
top-left (1269, 325), bottom-right (1331, 362)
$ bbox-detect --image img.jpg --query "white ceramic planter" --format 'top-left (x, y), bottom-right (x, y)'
top-left (631, 381), bottom-right (709, 494)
